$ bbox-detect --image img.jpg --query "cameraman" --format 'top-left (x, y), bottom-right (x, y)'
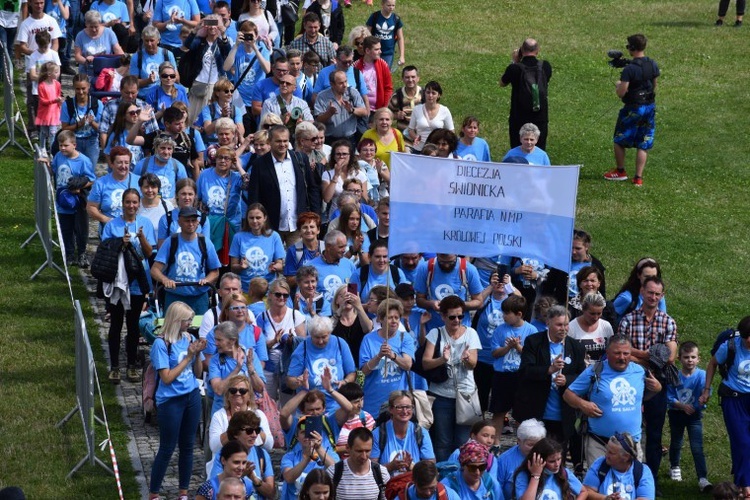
top-left (604, 34), bottom-right (660, 187)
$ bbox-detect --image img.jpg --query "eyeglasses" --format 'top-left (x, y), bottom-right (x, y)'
top-left (228, 305), bottom-right (246, 311)
top-left (465, 463), bottom-right (487, 473)
top-left (227, 387), bottom-right (249, 395)
top-left (311, 137), bottom-right (323, 143)
top-left (216, 155), bottom-right (233, 161)
top-left (349, 189), bottom-right (362, 194)
top-left (160, 73), bottom-right (176, 79)
top-left (218, 89), bottom-right (232, 94)
top-left (340, 59), bottom-right (354, 66)
top-left (241, 426), bottom-right (261, 434)
top-left (335, 152), bottom-right (350, 157)
top-left (392, 405), bottom-right (413, 412)
top-left (273, 68), bottom-right (289, 74)
top-left (447, 314), bottom-right (465, 321)
top-left (354, 40), bottom-right (363, 47)
top-left (279, 81), bottom-right (295, 86)
top-left (273, 292), bottom-right (290, 299)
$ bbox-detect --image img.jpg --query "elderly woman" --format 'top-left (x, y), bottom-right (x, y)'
top-left (502, 122), bottom-right (550, 166)
top-left (292, 265), bottom-right (333, 318)
top-left (513, 438), bottom-right (585, 500)
top-left (361, 107), bottom-right (405, 169)
top-left (295, 121), bottom-right (327, 167)
top-left (87, 146), bottom-right (140, 234)
top-left (372, 390), bottom-right (435, 476)
top-left (197, 144), bottom-right (243, 229)
top-left (208, 374), bottom-right (274, 469)
top-left (583, 432), bottom-right (655, 499)
top-left (568, 292), bottom-right (614, 364)
top-left (356, 138), bottom-right (386, 202)
top-left (208, 411), bottom-right (276, 500)
top-left (133, 135), bottom-right (189, 203)
top-left (143, 62), bottom-right (189, 124)
top-left (496, 418), bottom-right (547, 500)
top-left (196, 77), bottom-right (245, 143)
top-left (149, 302), bottom-right (207, 500)
top-left (286, 316), bottom-right (357, 411)
top-left (184, 15), bottom-right (232, 125)
top-left (280, 415), bottom-right (340, 500)
top-left (257, 279), bottom-right (306, 400)
top-left (421, 295), bottom-right (482, 462)
top-left (359, 300), bottom-right (414, 416)
top-left (74, 10), bottom-right (124, 76)
top-left (407, 81), bottom-right (454, 153)
top-left (441, 441), bottom-right (501, 500)
top-left (283, 212), bottom-right (324, 286)
top-left (131, 26), bottom-right (178, 98)
top-left (207, 321), bottom-right (266, 416)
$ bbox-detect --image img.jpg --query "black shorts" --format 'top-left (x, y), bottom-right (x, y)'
top-left (490, 371), bottom-right (519, 414)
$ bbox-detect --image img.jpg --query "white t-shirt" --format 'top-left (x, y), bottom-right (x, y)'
top-left (322, 167), bottom-right (371, 215)
top-left (27, 49), bottom-right (60, 94)
top-left (408, 104), bottom-right (454, 152)
top-left (425, 326), bottom-right (482, 397)
top-left (568, 318), bottom-right (614, 364)
top-left (16, 14), bottom-right (62, 57)
top-left (138, 199), bottom-right (174, 234)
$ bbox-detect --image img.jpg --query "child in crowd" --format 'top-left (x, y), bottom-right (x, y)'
top-left (366, 0), bottom-right (404, 68)
top-left (302, 50), bottom-right (321, 90)
top-left (490, 295), bottom-right (537, 440)
top-left (36, 61), bottom-right (64, 152)
top-left (49, 130), bottom-right (95, 266)
top-left (334, 382), bottom-right (376, 456)
top-left (248, 277), bottom-right (269, 319)
top-left (668, 341), bottom-right (712, 492)
top-left (27, 31), bottom-right (59, 136)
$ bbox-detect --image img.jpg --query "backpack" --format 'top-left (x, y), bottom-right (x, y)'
top-left (425, 257), bottom-right (468, 300)
top-left (164, 233), bottom-right (209, 277)
top-left (134, 156), bottom-right (178, 182)
top-left (359, 265), bottom-right (402, 296)
top-left (711, 327), bottom-right (738, 380)
top-left (520, 60), bottom-right (547, 113)
top-left (596, 460), bottom-right (644, 490)
top-left (294, 239), bottom-right (325, 267)
top-left (142, 337), bottom-right (171, 423)
top-left (333, 460), bottom-right (386, 500)
top-left (412, 327), bottom-right (449, 384)
top-left (625, 58), bottom-right (657, 105)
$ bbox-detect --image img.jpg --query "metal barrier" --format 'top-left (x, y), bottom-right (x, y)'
top-left (22, 145), bottom-right (64, 279)
top-left (0, 39), bottom-right (32, 157)
top-left (56, 300), bottom-right (114, 478)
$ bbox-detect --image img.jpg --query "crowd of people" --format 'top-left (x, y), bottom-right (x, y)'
top-left (3, 0), bottom-right (749, 499)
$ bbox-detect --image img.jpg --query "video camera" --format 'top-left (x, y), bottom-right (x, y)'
top-left (607, 50), bottom-right (630, 68)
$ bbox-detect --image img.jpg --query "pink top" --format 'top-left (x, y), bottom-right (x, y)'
top-left (36, 80), bottom-right (62, 126)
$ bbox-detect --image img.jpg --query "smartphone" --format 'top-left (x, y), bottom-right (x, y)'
top-left (347, 282), bottom-right (358, 295)
top-left (204, 18), bottom-right (219, 26)
top-left (496, 264), bottom-right (509, 279)
top-left (305, 415), bottom-right (323, 438)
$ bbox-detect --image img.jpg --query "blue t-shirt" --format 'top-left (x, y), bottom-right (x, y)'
top-left (210, 443), bottom-right (273, 479)
top-left (89, 173), bottom-right (141, 221)
top-left (456, 137), bottom-right (491, 162)
top-left (309, 255), bottom-right (357, 303)
top-left (91, 0), bottom-right (130, 24)
top-left (496, 445), bottom-right (524, 500)
top-left (446, 448), bottom-right (499, 482)
top-left (232, 43), bottom-right (272, 105)
top-left (491, 322), bottom-right (537, 372)
top-left (104, 131), bottom-right (144, 168)
top-left (583, 456), bottom-right (655, 499)
top-left (45, 0), bottom-right (69, 37)
top-left (283, 241), bottom-right (325, 279)
top-left (413, 258), bottom-right (484, 330)
top-left (284, 412), bottom-right (340, 453)
top-left (153, 233), bottom-right (221, 296)
top-left (350, 266), bottom-right (408, 303)
top-left (101, 216), bottom-right (157, 295)
top-left (153, 0), bottom-right (200, 48)
top-left (152, 334), bottom-right (201, 405)
top-left (501, 146), bottom-right (550, 166)
top-left (405, 484), bottom-right (461, 500)
top-left (228, 230), bottom-right (285, 290)
top-left (442, 471), bottom-right (502, 500)
top-left (371, 421), bottom-right (435, 471)
top-left (668, 368), bottom-right (707, 414)
top-left (157, 207), bottom-right (211, 241)
top-left (366, 11), bottom-right (403, 58)
top-left (207, 349), bottom-right (250, 415)
top-left (515, 469), bottom-right (581, 500)
top-left (144, 84), bottom-right (190, 118)
top-left (133, 156), bottom-right (188, 200)
top-left (204, 323), bottom-right (269, 363)
top-left (60, 99), bottom-right (103, 140)
top-left (288, 294), bottom-right (333, 319)
top-left (280, 445), bottom-right (340, 500)
top-left (612, 290), bottom-right (667, 322)
top-left (195, 102), bottom-right (245, 142)
top-left (51, 153), bottom-right (96, 214)
top-left (475, 296), bottom-right (506, 365)
top-left (543, 342), bottom-right (564, 421)
top-left (715, 337), bottom-right (750, 393)
top-left (568, 360), bottom-right (646, 440)
top-left (359, 330), bottom-right (415, 415)
top-left (131, 48), bottom-right (177, 97)
top-left (195, 167), bottom-right (243, 230)
top-left (75, 29), bottom-right (119, 74)
top-left (287, 337), bottom-right (356, 411)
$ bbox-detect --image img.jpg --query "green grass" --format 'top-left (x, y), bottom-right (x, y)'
top-left (1, 0), bottom-right (746, 497)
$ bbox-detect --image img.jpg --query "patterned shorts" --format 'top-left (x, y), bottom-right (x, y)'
top-left (613, 103), bottom-right (656, 150)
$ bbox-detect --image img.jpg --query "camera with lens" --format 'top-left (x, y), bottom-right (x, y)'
top-left (290, 107), bottom-right (303, 120)
top-left (607, 50), bottom-right (631, 68)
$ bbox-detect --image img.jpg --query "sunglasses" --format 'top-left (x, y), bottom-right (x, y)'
top-left (273, 292), bottom-right (290, 299)
top-left (227, 387), bottom-right (249, 395)
top-left (241, 426), bottom-right (261, 434)
top-left (447, 314), bottom-right (465, 321)
top-left (160, 73), bottom-right (176, 79)
top-left (228, 305), bottom-right (246, 311)
top-left (218, 89), bottom-right (232, 94)
top-left (128, 109), bottom-right (140, 116)
top-left (465, 463), bottom-right (487, 473)
top-left (279, 81), bottom-right (295, 86)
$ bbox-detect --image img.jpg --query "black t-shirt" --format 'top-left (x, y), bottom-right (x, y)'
top-left (143, 130), bottom-right (200, 169)
top-left (501, 57), bottom-right (553, 118)
top-left (620, 57), bottom-right (660, 104)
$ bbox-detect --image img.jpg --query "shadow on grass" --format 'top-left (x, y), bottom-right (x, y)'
top-left (650, 20), bottom-right (709, 27)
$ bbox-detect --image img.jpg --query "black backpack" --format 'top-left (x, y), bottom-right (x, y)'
top-left (596, 459), bottom-right (644, 490)
top-left (333, 460), bottom-right (385, 500)
top-left (164, 209), bottom-right (208, 238)
top-left (358, 265), bottom-right (401, 296)
top-left (711, 327), bottom-right (738, 380)
top-left (164, 233), bottom-right (209, 277)
top-left (520, 60), bottom-right (547, 113)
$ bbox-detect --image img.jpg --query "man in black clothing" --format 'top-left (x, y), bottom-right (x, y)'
top-left (499, 38), bottom-right (552, 150)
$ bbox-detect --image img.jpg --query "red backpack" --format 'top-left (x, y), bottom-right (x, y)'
top-left (385, 471), bottom-right (449, 500)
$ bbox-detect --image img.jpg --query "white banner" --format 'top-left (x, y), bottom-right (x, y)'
top-left (389, 153), bottom-right (580, 272)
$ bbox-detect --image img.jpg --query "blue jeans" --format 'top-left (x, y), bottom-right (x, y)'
top-left (430, 394), bottom-right (470, 462)
top-left (668, 409), bottom-right (707, 478)
top-left (150, 388), bottom-right (202, 493)
top-left (0, 26), bottom-right (17, 82)
top-left (76, 135), bottom-right (100, 168)
top-left (643, 387), bottom-right (668, 485)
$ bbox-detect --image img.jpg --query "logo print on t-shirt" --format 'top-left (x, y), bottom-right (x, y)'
top-left (101, 11), bottom-right (117, 23)
top-left (610, 377), bottom-right (637, 407)
top-left (176, 251), bottom-right (199, 278)
top-left (677, 387), bottom-right (694, 406)
top-left (167, 6), bottom-right (185, 19)
top-left (322, 274), bottom-right (343, 302)
top-left (607, 482), bottom-right (631, 500)
top-left (158, 175), bottom-right (172, 198)
top-left (57, 164), bottom-right (72, 188)
top-left (311, 357), bottom-right (339, 386)
top-left (486, 309), bottom-right (503, 332)
top-left (375, 20), bottom-right (395, 40)
top-left (434, 284), bottom-right (455, 301)
top-left (207, 185), bottom-right (226, 209)
top-left (460, 153), bottom-right (478, 161)
top-left (738, 360), bottom-right (750, 382)
top-left (146, 61), bottom-right (160, 76)
top-left (540, 490), bottom-right (559, 500)
top-left (110, 188), bottom-right (125, 215)
top-left (244, 246), bottom-right (268, 273)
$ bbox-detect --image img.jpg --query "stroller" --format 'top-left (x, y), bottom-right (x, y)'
top-left (139, 281), bottom-right (218, 425)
